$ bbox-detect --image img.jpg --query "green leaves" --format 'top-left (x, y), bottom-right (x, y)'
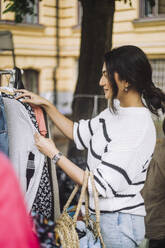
top-left (3, 0), bottom-right (38, 23)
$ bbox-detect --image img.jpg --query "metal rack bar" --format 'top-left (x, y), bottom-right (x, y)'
top-left (0, 69), bottom-right (16, 87)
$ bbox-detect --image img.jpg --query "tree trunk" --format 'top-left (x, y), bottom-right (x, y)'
top-left (72, 0), bottom-right (115, 121)
top-left (68, 0), bottom-right (115, 162)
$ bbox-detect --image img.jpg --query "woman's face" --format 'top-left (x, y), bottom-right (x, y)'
top-left (99, 63), bottom-right (112, 100)
top-left (99, 63), bottom-right (129, 101)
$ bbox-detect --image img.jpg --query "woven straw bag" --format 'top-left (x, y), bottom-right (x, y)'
top-left (54, 170), bottom-right (105, 248)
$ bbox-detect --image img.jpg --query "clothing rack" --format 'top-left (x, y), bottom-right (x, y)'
top-left (0, 68), bottom-right (24, 88)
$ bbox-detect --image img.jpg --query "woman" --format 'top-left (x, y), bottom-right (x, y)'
top-left (16, 45), bottom-right (165, 248)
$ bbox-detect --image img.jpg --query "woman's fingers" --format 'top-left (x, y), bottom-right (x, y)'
top-left (15, 93), bottom-right (31, 100)
top-left (34, 132), bottom-right (40, 142)
top-left (34, 132), bottom-right (57, 159)
top-left (14, 90), bottom-right (46, 106)
top-left (34, 133), bottom-right (42, 150)
top-left (15, 90), bottom-right (36, 104)
top-left (15, 89), bottom-right (29, 93)
top-left (15, 89), bottom-right (31, 96)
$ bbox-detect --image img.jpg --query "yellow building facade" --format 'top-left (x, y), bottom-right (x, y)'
top-left (0, 0), bottom-right (165, 114)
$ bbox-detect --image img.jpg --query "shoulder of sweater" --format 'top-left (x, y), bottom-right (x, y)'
top-left (93, 107), bottom-right (111, 120)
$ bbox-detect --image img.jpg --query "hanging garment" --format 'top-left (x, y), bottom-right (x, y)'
top-left (31, 105), bottom-right (47, 137)
top-left (3, 96), bottom-right (45, 212)
top-left (0, 94), bottom-right (9, 156)
top-left (32, 161), bottom-right (53, 219)
top-left (2, 90), bottom-right (60, 220)
top-left (45, 115), bottom-right (61, 220)
top-left (32, 108), bottom-right (60, 220)
top-left (20, 102), bottom-right (53, 219)
top-left (0, 152), bottom-right (39, 248)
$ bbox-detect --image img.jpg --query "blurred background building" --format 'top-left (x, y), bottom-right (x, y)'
top-left (0, 0), bottom-right (165, 208)
top-left (0, 0), bottom-right (165, 137)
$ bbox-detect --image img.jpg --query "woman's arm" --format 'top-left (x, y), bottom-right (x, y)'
top-left (56, 154), bottom-right (84, 185)
top-left (16, 90), bottom-right (74, 140)
top-left (43, 101), bottom-right (74, 140)
top-left (34, 133), bottom-right (84, 185)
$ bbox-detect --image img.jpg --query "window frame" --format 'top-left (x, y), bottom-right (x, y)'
top-left (0, 0), bottom-right (39, 25)
top-left (139, 0), bottom-right (165, 19)
top-left (77, 1), bottom-right (83, 26)
top-left (22, 69), bottom-right (39, 94)
top-left (22, 0), bottom-right (39, 25)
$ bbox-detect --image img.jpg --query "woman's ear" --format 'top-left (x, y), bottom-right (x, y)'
top-left (124, 81), bottom-right (129, 88)
top-left (114, 72), bottom-right (120, 83)
top-left (114, 72), bottom-right (129, 85)
top-left (123, 81), bottom-right (130, 93)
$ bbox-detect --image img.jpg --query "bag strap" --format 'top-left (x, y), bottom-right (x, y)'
top-left (63, 170), bottom-right (89, 213)
top-left (90, 172), bottom-right (100, 226)
top-left (62, 169), bottom-right (105, 247)
top-left (63, 184), bottom-right (79, 212)
top-left (90, 172), bottom-right (105, 248)
top-left (84, 190), bottom-right (90, 226)
top-left (73, 170), bottom-right (89, 224)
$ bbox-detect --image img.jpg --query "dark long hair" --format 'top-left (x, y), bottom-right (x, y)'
top-left (104, 45), bottom-right (165, 116)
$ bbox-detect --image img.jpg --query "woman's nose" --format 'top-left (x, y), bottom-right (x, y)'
top-left (99, 76), bottom-right (105, 86)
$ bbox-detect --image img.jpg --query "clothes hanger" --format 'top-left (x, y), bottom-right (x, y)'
top-left (0, 69), bottom-right (15, 95)
top-left (0, 68), bottom-right (24, 95)
top-left (0, 88), bottom-right (15, 95)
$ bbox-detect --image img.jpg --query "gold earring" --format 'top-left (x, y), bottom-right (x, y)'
top-left (124, 87), bottom-right (128, 92)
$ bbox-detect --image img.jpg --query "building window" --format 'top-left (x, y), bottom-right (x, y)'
top-left (150, 59), bottom-right (165, 140)
top-left (150, 59), bottom-right (165, 92)
top-left (22, 69), bottom-right (39, 93)
top-left (140, 0), bottom-right (165, 18)
top-left (23, 0), bottom-right (39, 24)
top-left (0, 0), bottom-right (39, 24)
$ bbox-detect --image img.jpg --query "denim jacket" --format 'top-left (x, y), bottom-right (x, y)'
top-left (0, 95), bottom-right (9, 156)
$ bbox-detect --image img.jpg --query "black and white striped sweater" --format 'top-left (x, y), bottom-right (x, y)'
top-left (73, 105), bottom-right (156, 216)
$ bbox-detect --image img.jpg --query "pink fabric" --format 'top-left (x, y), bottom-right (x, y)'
top-left (31, 105), bottom-right (47, 137)
top-left (0, 153), bottom-right (39, 248)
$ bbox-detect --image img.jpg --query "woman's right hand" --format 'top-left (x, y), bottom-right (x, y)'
top-left (15, 89), bottom-right (49, 107)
